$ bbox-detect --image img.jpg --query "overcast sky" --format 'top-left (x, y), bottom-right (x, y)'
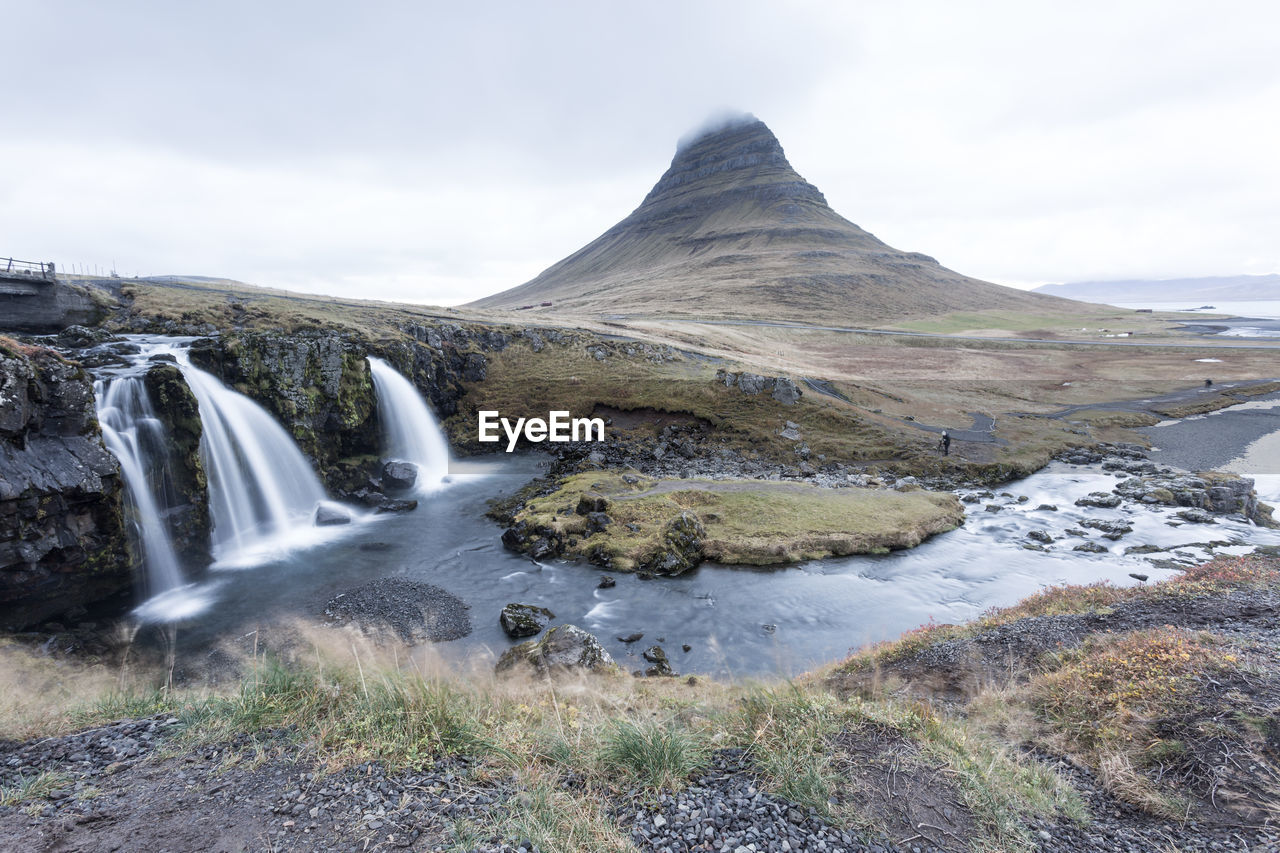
top-left (4, 1), bottom-right (1278, 305)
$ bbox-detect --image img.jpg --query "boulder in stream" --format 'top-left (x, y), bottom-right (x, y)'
top-left (381, 460), bottom-right (418, 490)
top-left (496, 624), bottom-right (615, 676)
top-left (499, 603), bottom-right (555, 638)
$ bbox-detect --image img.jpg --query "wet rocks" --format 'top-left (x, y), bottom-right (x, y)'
top-left (1073, 541), bottom-right (1109, 553)
top-left (1079, 518), bottom-right (1133, 540)
top-left (641, 645), bottom-right (674, 677)
top-left (1114, 471), bottom-right (1271, 525)
top-left (324, 577), bottom-right (471, 643)
top-left (500, 521), bottom-right (561, 561)
top-left (187, 330), bottom-right (380, 490)
top-left (314, 504), bottom-right (352, 526)
top-left (1075, 492), bottom-right (1123, 509)
top-left (617, 632), bottom-right (644, 643)
top-left (495, 624), bottom-right (614, 675)
top-left (142, 363), bottom-right (211, 567)
top-left (372, 499), bottom-right (417, 514)
top-left (380, 460), bottom-right (418, 490)
top-left (597, 575), bottom-right (616, 589)
top-left (1027, 530), bottom-right (1054, 544)
top-left (499, 603), bottom-right (555, 638)
top-left (1176, 508), bottom-right (1216, 524)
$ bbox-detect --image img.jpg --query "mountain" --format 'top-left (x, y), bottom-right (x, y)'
top-left (1034, 275), bottom-right (1280, 303)
top-left (470, 114), bottom-right (1083, 323)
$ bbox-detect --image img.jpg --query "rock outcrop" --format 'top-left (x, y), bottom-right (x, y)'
top-left (495, 624), bottom-right (615, 675)
top-left (499, 602), bottom-right (555, 638)
top-left (1115, 471), bottom-right (1274, 527)
top-left (188, 331), bottom-right (379, 490)
top-left (141, 364), bottom-right (211, 567)
top-left (0, 340), bottom-right (131, 629)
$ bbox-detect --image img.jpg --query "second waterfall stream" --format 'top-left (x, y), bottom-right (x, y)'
top-left (367, 356), bottom-right (451, 493)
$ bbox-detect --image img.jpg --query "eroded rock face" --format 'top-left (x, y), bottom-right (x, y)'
top-left (0, 343), bottom-right (131, 629)
top-left (495, 624), bottom-right (614, 675)
top-left (717, 370), bottom-right (803, 405)
top-left (187, 331), bottom-right (378, 489)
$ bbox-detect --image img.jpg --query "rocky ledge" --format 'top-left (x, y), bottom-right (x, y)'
top-left (0, 339), bottom-right (131, 629)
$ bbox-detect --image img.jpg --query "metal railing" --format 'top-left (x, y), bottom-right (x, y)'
top-left (1, 257), bottom-right (57, 281)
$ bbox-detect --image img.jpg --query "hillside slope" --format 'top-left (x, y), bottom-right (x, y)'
top-left (472, 115), bottom-right (1086, 323)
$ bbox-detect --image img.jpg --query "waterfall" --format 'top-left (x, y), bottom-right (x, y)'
top-left (367, 357), bottom-right (450, 493)
top-left (177, 360), bottom-right (329, 565)
top-left (95, 377), bottom-right (186, 595)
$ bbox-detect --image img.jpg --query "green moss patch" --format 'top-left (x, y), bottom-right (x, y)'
top-left (515, 471), bottom-right (964, 570)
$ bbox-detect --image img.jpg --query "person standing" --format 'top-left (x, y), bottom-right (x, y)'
top-left (941, 430), bottom-right (951, 456)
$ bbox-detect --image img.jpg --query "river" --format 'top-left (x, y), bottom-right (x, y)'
top-left (155, 454), bottom-right (1280, 680)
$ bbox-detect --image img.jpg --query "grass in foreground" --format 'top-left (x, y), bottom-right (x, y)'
top-left (1, 624), bottom-right (1078, 852)
top-left (8, 557), bottom-right (1276, 849)
top-left (832, 553), bottom-right (1280, 825)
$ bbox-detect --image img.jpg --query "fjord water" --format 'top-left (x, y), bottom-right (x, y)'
top-left (367, 356), bottom-right (450, 493)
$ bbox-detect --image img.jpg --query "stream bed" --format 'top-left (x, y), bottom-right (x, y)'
top-left (154, 455), bottom-right (1280, 680)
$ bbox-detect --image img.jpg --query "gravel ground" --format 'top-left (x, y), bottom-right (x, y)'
top-left (615, 748), bottom-right (915, 853)
top-left (4, 712), bottom-right (1280, 851)
top-left (323, 577), bottom-right (473, 643)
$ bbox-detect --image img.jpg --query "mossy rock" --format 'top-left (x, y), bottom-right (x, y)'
top-left (495, 624), bottom-right (615, 675)
top-left (499, 602), bottom-right (555, 638)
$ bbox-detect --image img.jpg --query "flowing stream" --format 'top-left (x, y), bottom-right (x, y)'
top-left (95, 336), bottom-right (1280, 678)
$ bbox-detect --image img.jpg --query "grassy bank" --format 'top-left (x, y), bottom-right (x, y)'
top-left (510, 470), bottom-right (965, 569)
top-left (5, 553), bottom-right (1278, 851)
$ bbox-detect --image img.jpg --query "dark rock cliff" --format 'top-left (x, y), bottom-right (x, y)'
top-left (187, 331), bottom-right (380, 490)
top-left (141, 364), bottom-right (212, 567)
top-left (0, 341), bottom-right (132, 629)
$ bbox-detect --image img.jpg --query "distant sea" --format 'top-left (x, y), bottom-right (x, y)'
top-left (1112, 299), bottom-right (1280, 320)
top-left (1113, 299), bottom-right (1280, 338)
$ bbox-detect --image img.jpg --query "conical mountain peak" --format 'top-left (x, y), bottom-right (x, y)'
top-left (470, 116), bottom-right (1079, 323)
top-left (639, 115), bottom-right (827, 213)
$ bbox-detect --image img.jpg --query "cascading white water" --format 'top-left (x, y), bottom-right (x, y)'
top-left (367, 357), bottom-right (450, 493)
top-left (176, 359), bottom-right (330, 565)
top-left (95, 377), bottom-right (185, 596)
